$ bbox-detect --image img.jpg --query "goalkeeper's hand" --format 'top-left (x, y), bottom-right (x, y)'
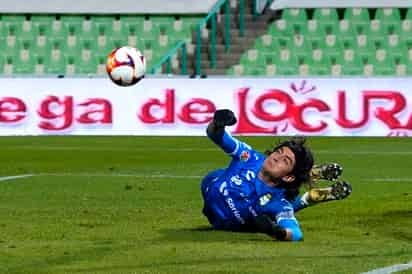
top-left (253, 214), bottom-right (288, 241)
top-left (213, 109), bottom-right (237, 128)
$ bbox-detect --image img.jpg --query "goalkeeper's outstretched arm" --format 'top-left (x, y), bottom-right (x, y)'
top-left (207, 109), bottom-right (239, 154)
top-left (253, 214), bottom-right (303, 241)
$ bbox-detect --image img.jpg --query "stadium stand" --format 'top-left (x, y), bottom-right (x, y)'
top-left (2, 1), bottom-right (412, 77)
top-left (227, 8), bottom-right (412, 76)
top-left (0, 14), bottom-right (201, 75)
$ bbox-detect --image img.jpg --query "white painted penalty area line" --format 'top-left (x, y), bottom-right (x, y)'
top-left (0, 174), bottom-right (33, 182)
top-left (360, 261), bottom-right (412, 274)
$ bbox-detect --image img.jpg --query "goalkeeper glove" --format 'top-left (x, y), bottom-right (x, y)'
top-left (213, 109), bottom-right (237, 128)
top-left (253, 214), bottom-right (288, 240)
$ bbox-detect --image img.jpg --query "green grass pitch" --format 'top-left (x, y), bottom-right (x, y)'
top-left (0, 136), bottom-right (411, 274)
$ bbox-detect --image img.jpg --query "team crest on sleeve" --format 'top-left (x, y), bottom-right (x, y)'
top-left (240, 150), bottom-right (250, 162)
top-left (259, 193), bottom-right (272, 206)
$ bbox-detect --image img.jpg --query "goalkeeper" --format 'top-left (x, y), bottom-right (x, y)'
top-left (201, 109), bottom-right (352, 241)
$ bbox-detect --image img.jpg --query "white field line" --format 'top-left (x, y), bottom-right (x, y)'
top-left (1, 173), bottom-right (410, 183)
top-left (2, 146), bottom-right (412, 155)
top-left (360, 261), bottom-right (412, 274)
top-left (36, 173), bottom-right (203, 179)
top-left (0, 174), bottom-right (33, 182)
top-left (370, 178), bottom-right (412, 182)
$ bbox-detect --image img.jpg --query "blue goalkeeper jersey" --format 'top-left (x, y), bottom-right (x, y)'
top-left (201, 129), bottom-right (303, 241)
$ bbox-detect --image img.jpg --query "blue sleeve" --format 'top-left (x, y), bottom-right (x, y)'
top-left (291, 195), bottom-right (308, 213)
top-left (207, 128), bottom-right (254, 160)
top-left (263, 200), bottom-right (303, 241)
top-left (277, 219), bottom-right (303, 241)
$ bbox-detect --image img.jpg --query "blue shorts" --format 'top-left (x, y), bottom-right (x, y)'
top-left (201, 169), bottom-right (240, 230)
top-left (201, 168), bottom-right (225, 199)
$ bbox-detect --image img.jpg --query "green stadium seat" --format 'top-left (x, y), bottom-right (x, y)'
top-left (181, 16), bottom-right (200, 33)
top-left (110, 35), bottom-right (129, 49)
top-left (254, 34), bottom-right (280, 55)
top-left (2, 15), bottom-right (26, 33)
top-left (404, 60), bottom-right (412, 75)
top-left (1, 42), bottom-right (18, 59)
top-left (13, 52), bottom-right (36, 74)
top-left (75, 56), bottom-right (98, 74)
top-left (337, 20), bottom-right (357, 46)
top-left (375, 8), bottom-right (401, 28)
top-left (32, 41), bottom-right (52, 59)
top-left (400, 19), bottom-right (412, 45)
top-left (62, 42), bottom-right (81, 60)
top-left (151, 34), bottom-right (174, 56)
top-left (151, 16), bottom-right (175, 33)
top-left (31, 15), bottom-right (55, 27)
top-left (2, 16), bottom-right (35, 44)
top-left (96, 56), bottom-right (107, 75)
top-left (90, 15), bottom-right (115, 30)
top-left (166, 19), bottom-right (193, 44)
top-left (288, 34), bottom-right (311, 59)
top-left (44, 54), bottom-right (65, 74)
top-left (60, 15), bottom-right (84, 28)
top-left (226, 65), bottom-right (245, 76)
top-left (65, 56), bottom-right (77, 75)
top-left (31, 15), bottom-right (55, 39)
top-left (356, 34), bottom-right (374, 63)
top-left (3, 55), bottom-right (15, 75)
top-left (388, 40), bottom-right (408, 62)
top-left (239, 49), bottom-right (265, 67)
top-left (2, 14), bottom-right (26, 23)
top-left (298, 48), bottom-right (330, 75)
top-left (265, 64), bottom-right (277, 76)
top-left (119, 16), bottom-right (145, 39)
top-left (244, 66), bottom-right (265, 76)
top-left (43, 22), bottom-right (69, 43)
top-left (370, 49), bottom-right (396, 75)
top-left (344, 8), bottom-right (370, 34)
top-left (282, 8), bottom-right (307, 28)
top-left (274, 50), bottom-right (298, 75)
top-left (313, 8), bottom-right (339, 32)
top-left (317, 35), bottom-right (343, 61)
top-left (302, 20), bottom-right (326, 43)
top-left (33, 56), bottom-right (46, 75)
top-left (367, 19), bottom-right (386, 45)
top-left (341, 50), bottom-right (363, 75)
top-left (268, 20), bottom-right (292, 43)
top-left (0, 56), bottom-right (4, 74)
top-left (226, 66), bottom-right (235, 75)
top-left (60, 16), bottom-right (84, 45)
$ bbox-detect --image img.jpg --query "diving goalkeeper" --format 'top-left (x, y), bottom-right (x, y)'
top-left (201, 109), bottom-right (352, 241)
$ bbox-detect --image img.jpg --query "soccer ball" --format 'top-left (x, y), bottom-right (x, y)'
top-left (106, 46), bottom-right (146, 87)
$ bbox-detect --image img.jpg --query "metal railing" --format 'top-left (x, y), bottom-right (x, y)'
top-left (150, 41), bottom-right (187, 75)
top-left (151, 0), bottom-right (273, 76)
top-left (195, 0), bottom-right (249, 75)
top-left (254, 0), bottom-right (274, 18)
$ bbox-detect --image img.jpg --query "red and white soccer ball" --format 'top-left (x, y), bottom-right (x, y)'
top-left (106, 46), bottom-right (146, 87)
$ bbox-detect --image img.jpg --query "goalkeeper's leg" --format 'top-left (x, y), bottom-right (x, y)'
top-left (292, 181), bottom-right (352, 211)
top-left (310, 163), bottom-right (343, 182)
top-left (304, 181), bottom-right (352, 203)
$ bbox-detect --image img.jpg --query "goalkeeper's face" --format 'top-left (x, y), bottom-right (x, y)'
top-left (261, 146), bottom-right (296, 184)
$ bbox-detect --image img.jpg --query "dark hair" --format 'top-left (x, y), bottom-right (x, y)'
top-left (265, 137), bottom-right (314, 200)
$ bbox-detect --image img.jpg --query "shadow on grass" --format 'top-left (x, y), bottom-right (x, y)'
top-left (157, 225), bottom-right (268, 243)
top-left (354, 209), bottom-right (412, 242)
